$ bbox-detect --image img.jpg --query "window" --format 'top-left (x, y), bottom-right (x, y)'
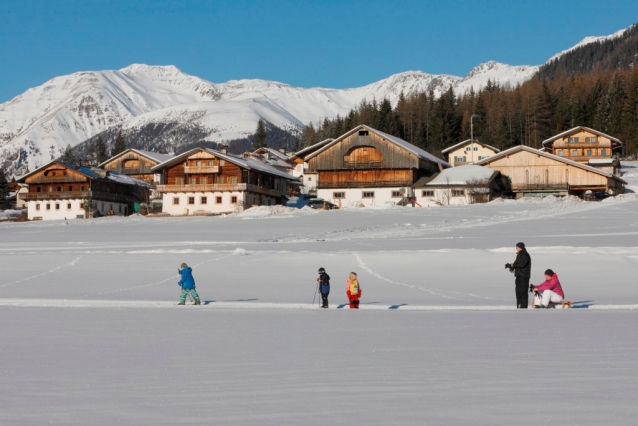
top-left (230, 177), bottom-right (237, 184)
top-left (81, 186), bottom-right (85, 191)
top-left (217, 177), bottom-right (224, 184)
top-left (585, 137), bottom-right (590, 143)
top-left (46, 204), bottom-right (50, 210)
top-left (558, 150), bottom-right (564, 157)
top-left (188, 197), bottom-right (195, 205)
top-left (601, 150), bottom-right (607, 156)
top-left (36, 204), bottom-right (41, 211)
top-left (110, 204), bottom-right (113, 211)
top-left (587, 150), bottom-right (592, 157)
top-left (308, 177), bottom-right (312, 182)
top-left (48, 187), bottom-right (52, 192)
top-left (68, 186), bottom-right (73, 191)
top-left (422, 190), bottom-right (434, 197)
top-left (57, 186), bottom-right (62, 192)
top-left (37, 187), bottom-right (41, 193)
top-left (67, 203), bottom-right (72, 210)
top-left (362, 191), bottom-right (375, 198)
top-left (358, 130), bottom-right (369, 136)
top-left (391, 191), bottom-right (402, 198)
top-left (201, 196), bottom-right (207, 205)
top-left (80, 203), bottom-right (84, 209)
top-left (333, 192), bottom-right (345, 199)
top-left (591, 137), bottom-right (597, 143)
top-left (118, 205), bottom-right (122, 213)
top-left (231, 196), bottom-right (238, 204)
top-left (208, 160), bottom-right (213, 166)
top-left (190, 178), bottom-right (197, 184)
top-left (452, 190), bottom-right (464, 197)
top-left (568, 137), bottom-right (573, 143)
top-left (176, 178), bottom-right (183, 185)
top-left (201, 177), bottom-right (207, 185)
top-left (574, 137), bottom-right (579, 143)
top-left (173, 197), bottom-right (179, 205)
top-left (196, 160), bottom-right (201, 166)
top-left (474, 147), bottom-right (478, 151)
top-left (216, 196), bottom-right (222, 204)
top-left (220, 160), bottom-right (225, 166)
top-left (572, 150), bottom-right (578, 156)
top-left (454, 156), bottom-right (467, 163)
top-left (55, 203), bottom-right (60, 210)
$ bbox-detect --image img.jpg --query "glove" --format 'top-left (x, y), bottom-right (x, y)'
top-left (505, 263), bottom-right (511, 269)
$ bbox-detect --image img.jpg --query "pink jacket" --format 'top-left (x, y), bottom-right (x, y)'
top-left (536, 274), bottom-right (564, 298)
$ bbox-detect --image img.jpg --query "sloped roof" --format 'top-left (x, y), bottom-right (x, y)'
top-left (441, 139), bottom-right (500, 155)
top-left (17, 161), bottom-right (150, 187)
top-left (541, 126), bottom-right (623, 147)
top-left (252, 147), bottom-right (291, 161)
top-left (474, 145), bottom-right (627, 184)
top-left (305, 125), bottom-right (451, 167)
top-left (151, 148), bottom-right (299, 181)
top-left (293, 138), bottom-right (334, 159)
top-left (421, 165), bottom-right (497, 186)
top-left (98, 148), bottom-right (174, 168)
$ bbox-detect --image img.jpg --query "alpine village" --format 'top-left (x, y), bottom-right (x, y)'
top-left (2, 25), bottom-right (638, 221)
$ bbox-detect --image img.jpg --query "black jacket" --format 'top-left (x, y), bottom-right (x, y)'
top-left (319, 273), bottom-right (330, 295)
top-left (511, 249), bottom-right (531, 278)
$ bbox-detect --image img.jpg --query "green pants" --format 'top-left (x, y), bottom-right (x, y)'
top-left (180, 288), bottom-right (200, 304)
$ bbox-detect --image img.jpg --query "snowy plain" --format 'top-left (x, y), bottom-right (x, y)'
top-left (1, 164), bottom-right (638, 425)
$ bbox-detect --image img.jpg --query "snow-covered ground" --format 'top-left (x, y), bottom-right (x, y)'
top-left (1, 163), bottom-right (638, 424)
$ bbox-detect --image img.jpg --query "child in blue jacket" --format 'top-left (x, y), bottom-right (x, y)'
top-left (317, 267), bottom-right (330, 308)
top-left (178, 263), bottom-right (201, 305)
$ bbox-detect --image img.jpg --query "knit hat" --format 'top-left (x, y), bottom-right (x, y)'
top-left (544, 269), bottom-right (554, 276)
top-left (180, 263), bottom-right (187, 269)
top-left (516, 242), bottom-right (525, 249)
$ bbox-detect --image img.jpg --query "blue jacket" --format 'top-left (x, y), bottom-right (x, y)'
top-left (319, 272), bottom-right (330, 295)
top-left (178, 266), bottom-right (196, 289)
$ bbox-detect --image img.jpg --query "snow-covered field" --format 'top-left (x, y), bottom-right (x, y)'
top-left (2, 164), bottom-right (638, 424)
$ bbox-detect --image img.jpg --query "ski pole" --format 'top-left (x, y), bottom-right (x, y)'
top-left (312, 281), bottom-right (319, 306)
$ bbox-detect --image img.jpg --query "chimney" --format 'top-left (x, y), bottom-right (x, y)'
top-left (220, 144), bottom-right (228, 155)
top-left (264, 152), bottom-right (270, 160)
top-left (279, 148), bottom-right (286, 154)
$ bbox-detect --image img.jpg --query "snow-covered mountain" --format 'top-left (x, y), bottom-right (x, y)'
top-left (0, 25), bottom-right (629, 177)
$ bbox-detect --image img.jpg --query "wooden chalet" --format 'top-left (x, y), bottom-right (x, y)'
top-left (441, 140), bottom-right (500, 166)
top-left (151, 146), bottom-right (299, 215)
top-left (17, 161), bottom-right (151, 220)
top-left (99, 149), bottom-right (174, 183)
top-left (475, 145), bottom-right (626, 198)
top-left (541, 127), bottom-right (623, 174)
top-left (304, 126), bottom-right (450, 207)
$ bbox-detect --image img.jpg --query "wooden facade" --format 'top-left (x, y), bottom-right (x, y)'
top-left (100, 149), bottom-right (173, 182)
top-left (475, 146), bottom-right (626, 197)
top-left (542, 127), bottom-right (622, 164)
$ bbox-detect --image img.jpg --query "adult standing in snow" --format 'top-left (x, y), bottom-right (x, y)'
top-left (178, 263), bottom-right (201, 305)
top-left (505, 242), bottom-right (532, 309)
top-left (317, 267), bottom-right (330, 308)
top-left (346, 272), bottom-right (362, 309)
top-left (531, 269), bottom-right (564, 308)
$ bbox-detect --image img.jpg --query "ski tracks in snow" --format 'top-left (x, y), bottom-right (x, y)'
top-left (0, 256), bottom-right (82, 288)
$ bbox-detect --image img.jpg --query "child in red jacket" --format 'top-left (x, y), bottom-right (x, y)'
top-left (346, 272), bottom-right (362, 309)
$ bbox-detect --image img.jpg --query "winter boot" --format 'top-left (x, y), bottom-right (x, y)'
top-left (193, 299), bottom-right (201, 305)
top-left (178, 301), bottom-right (185, 305)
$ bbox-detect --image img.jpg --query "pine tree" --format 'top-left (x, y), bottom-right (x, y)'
top-left (254, 119), bottom-right (267, 148)
top-left (112, 131), bottom-right (126, 157)
top-left (60, 144), bottom-right (77, 165)
top-left (95, 136), bottom-right (108, 164)
top-left (0, 169), bottom-right (11, 210)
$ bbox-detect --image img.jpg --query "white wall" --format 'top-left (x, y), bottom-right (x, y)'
top-left (162, 191), bottom-right (247, 215)
top-left (28, 199), bottom-right (129, 220)
top-left (414, 188), bottom-right (468, 207)
top-left (317, 187), bottom-right (409, 208)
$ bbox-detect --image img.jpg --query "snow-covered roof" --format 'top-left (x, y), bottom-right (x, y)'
top-left (293, 138), bottom-right (334, 159)
top-left (98, 148), bottom-right (174, 167)
top-left (252, 147), bottom-right (291, 161)
top-left (416, 165), bottom-right (497, 186)
top-left (474, 145), bottom-right (627, 184)
top-left (588, 159), bottom-right (616, 165)
top-left (541, 126), bottom-right (623, 147)
top-left (441, 139), bottom-right (500, 155)
top-left (16, 161), bottom-right (151, 187)
top-left (305, 126), bottom-right (451, 167)
top-left (247, 152), bottom-right (294, 169)
top-left (151, 148), bottom-right (299, 181)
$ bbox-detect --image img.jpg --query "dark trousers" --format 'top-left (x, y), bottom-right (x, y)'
top-left (515, 276), bottom-right (530, 308)
top-left (321, 294), bottom-right (329, 308)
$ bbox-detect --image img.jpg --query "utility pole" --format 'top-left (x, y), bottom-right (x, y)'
top-left (470, 114), bottom-right (480, 163)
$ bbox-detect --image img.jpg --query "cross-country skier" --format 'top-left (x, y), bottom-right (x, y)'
top-left (531, 269), bottom-right (564, 308)
top-left (346, 272), bottom-right (362, 309)
top-left (505, 242), bottom-right (532, 309)
top-left (317, 267), bottom-right (330, 308)
top-left (178, 263), bottom-right (201, 305)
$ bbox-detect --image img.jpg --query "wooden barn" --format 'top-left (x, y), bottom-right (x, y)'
top-left (17, 161), bottom-right (151, 220)
top-left (475, 145), bottom-right (626, 198)
top-left (152, 146), bottom-right (298, 215)
top-left (304, 126), bottom-right (449, 207)
top-left (541, 127), bottom-right (623, 175)
top-left (99, 149), bottom-right (174, 183)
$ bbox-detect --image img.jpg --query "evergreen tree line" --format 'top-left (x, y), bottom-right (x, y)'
top-left (300, 67), bottom-right (638, 158)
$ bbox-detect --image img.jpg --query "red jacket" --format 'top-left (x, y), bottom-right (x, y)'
top-left (536, 274), bottom-right (564, 298)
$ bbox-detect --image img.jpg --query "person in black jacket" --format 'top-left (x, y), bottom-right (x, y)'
top-left (506, 242), bottom-right (532, 309)
top-left (317, 267), bottom-right (330, 308)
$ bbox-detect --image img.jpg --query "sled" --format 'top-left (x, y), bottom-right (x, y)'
top-left (531, 299), bottom-right (573, 309)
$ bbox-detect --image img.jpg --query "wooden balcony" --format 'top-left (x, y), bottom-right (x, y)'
top-left (157, 183), bottom-right (285, 198)
top-left (318, 179), bottom-right (413, 189)
top-left (553, 142), bottom-right (610, 149)
top-left (24, 190), bottom-right (135, 203)
top-left (184, 165), bottom-right (219, 174)
top-left (343, 160), bottom-right (382, 169)
top-left (563, 155), bottom-right (610, 162)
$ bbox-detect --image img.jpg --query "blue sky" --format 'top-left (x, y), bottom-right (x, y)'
top-left (1, 0), bottom-right (637, 102)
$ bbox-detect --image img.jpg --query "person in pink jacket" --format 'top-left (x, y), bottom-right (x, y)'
top-left (346, 272), bottom-right (362, 309)
top-left (531, 269), bottom-right (565, 308)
